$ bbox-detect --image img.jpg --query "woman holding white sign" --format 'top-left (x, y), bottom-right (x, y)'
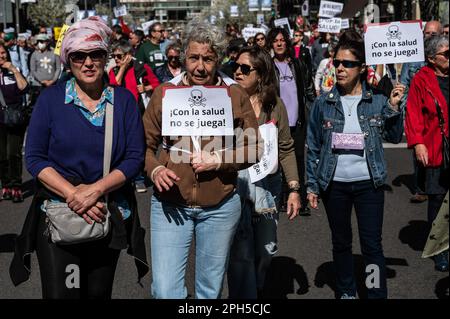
top-left (306, 30), bottom-right (406, 299)
top-left (143, 20), bottom-right (261, 299)
top-left (227, 45), bottom-right (301, 299)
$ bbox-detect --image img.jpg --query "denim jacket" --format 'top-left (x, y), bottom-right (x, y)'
top-left (306, 83), bottom-right (404, 194)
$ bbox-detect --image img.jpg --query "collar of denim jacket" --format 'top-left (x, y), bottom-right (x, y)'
top-left (326, 81), bottom-right (374, 103)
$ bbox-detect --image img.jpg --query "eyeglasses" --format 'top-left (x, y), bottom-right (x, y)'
top-left (435, 49), bottom-right (449, 59)
top-left (112, 54), bottom-right (123, 60)
top-left (280, 75), bottom-right (294, 82)
top-left (294, 34), bottom-right (303, 37)
top-left (256, 37), bottom-right (265, 41)
top-left (69, 50), bottom-right (107, 64)
top-left (36, 40), bottom-right (47, 44)
top-left (167, 55), bottom-right (180, 61)
top-left (332, 59), bottom-right (363, 68)
top-left (231, 62), bottom-right (257, 76)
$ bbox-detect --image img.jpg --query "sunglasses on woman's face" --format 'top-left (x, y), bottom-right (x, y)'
top-left (231, 62), bottom-right (257, 76)
top-left (69, 50), bottom-right (107, 64)
top-left (256, 37), bottom-right (265, 41)
top-left (332, 59), bottom-right (363, 68)
top-left (112, 53), bottom-right (123, 60)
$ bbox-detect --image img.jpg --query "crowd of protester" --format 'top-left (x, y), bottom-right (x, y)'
top-left (0, 15), bottom-right (448, 299)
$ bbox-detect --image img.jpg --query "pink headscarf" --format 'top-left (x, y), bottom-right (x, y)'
top-left (60, 16), bottom-right (112, 65)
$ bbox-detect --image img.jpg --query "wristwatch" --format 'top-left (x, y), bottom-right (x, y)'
top-left (288, 185), bottom-right (301, 193)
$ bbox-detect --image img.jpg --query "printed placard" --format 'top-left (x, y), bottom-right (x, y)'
top-left (230, 5), bottom-right (239, 17)
top-left (364, 21), bottom-right (425, 65)
top-left (302, 0), bottom-right (310, 17)
top-left (318, 18), bottom-right (342, 33)
top-left (341, 18), bottom-right (350, 30)
top-left (162, 86), bottom-right (234, 137)
top-left (248, 123), bottom-right (278, 183)
top-left (53, 24), bottom-right (70, 56)
top-left (319, 0), bottom-right (344, 18)
top-left (113, 5), bottom-right (127, 18)
top-left (249, 0), bottom-right (259, 12)
top-left (242, 27), bottom-right (266, 41)
top-left (274, 18), bottom-right (292, 37)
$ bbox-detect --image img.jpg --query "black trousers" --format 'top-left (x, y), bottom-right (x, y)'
top-left (35, 210), bottom-right (121, 299)
top-left (0, 124), bottom-right (25, 188)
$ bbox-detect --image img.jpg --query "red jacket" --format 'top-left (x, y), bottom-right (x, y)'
top-left (109, 64), bottom-right (160, 103)
top-left (405, 65), bottom-right (449, 167)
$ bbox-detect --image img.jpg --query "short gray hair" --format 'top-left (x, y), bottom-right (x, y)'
top-left (111, 40), bottom-right (132, 55)
top-left (425, 35), bottom-right (449, 58)
top-left (181, 20), bottom-right (227, 64)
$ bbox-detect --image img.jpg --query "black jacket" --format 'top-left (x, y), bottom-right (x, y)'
top-left (274, 58), bottom-right (315, 129)
top-left (9, 179), bottom-right (149, 287)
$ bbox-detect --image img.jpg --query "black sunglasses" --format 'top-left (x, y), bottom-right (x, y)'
top-left (69, 50), bottom-right (107, 64)
top-left (435, 49), bottom-right (449, 59)
top-left (167, 55), bottom-right (180, 60)
top-left (112, 53), bottom-right (123, 59)
top-left (256, 37), bottom-right (265, 41)
top-left (231, 62), bottom-right (257, 76)
top-left (332, 59), bottom-right (363, 68)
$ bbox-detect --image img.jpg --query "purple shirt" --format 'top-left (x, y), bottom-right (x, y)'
top-left (275, 61), bottom-right (299, 127)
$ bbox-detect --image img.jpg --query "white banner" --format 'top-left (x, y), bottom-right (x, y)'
top-left (248, 123), bottom-right (278, 183)
top-left (230, 5), bottom-right (239, 17)
top-left (162, 87), bottom-right (234, 137)
top-left (242, 27), bottom-right (266, 41)
top-left (318, 17), bottom-right (342, 34)
top-left (261, 0), bottom-right (272, 11)
top-left (364, 21), bottom-right (425, 65)
top-left (319, 0), bottom-right (344, 18)
top-left (113, 5), bottom-right (127, 18)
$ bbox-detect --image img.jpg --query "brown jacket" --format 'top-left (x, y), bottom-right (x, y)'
top-left (143, 73), bottom-right (261, 207)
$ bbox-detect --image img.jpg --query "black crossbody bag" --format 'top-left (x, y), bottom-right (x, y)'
top-left (434, 98), bottom-right (450, 170)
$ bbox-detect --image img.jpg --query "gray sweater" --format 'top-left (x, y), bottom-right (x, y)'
top-left (30, 50), bottom-right (61, 86)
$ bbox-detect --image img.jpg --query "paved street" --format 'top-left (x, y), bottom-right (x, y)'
top-left (0, 145), bottom-right (448, 299)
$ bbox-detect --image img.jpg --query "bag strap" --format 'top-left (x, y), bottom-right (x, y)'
top-left (433, 97), bottom-right (447, 137)
top-left (0, 85), bottom-right (7, 108)
top-left (104, 99), bottom-right (113, 177)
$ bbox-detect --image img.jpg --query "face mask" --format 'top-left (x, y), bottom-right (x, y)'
top-left (38, 42), bottom-right (47, 50)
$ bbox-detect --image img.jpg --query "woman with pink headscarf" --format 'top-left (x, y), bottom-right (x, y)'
top-left (10, 17), bottom-right (149, 299)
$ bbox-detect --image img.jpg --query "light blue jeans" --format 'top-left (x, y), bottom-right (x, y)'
top-left (150, 191), bottom-right (241, 299)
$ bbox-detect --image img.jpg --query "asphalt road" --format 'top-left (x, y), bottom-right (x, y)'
top-left (0, 146), bottom-right (448, 299)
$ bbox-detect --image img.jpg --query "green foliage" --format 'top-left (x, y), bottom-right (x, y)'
top-left (27, 0), bottom-right (67, 27)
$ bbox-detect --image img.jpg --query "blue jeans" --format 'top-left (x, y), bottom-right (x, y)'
top-left (228, 172), bottom-right (282, 299)
top-left (150, 192), bottom-right (241, 299)
top-left (321, 180), bottom-right (387, 299)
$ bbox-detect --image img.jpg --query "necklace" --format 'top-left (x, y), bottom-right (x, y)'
top-left (346, 97), bottom-right (359, 117)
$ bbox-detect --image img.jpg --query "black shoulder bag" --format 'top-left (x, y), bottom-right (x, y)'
top-left (0, 84), bottom-right (28, 127)
top-left (434, 98), bottom-right (449, 170)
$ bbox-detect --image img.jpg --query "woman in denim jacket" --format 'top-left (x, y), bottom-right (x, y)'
top-left (306, 31), bottom-right (405, 299)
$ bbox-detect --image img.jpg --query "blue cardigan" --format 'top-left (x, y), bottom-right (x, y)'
top-left (25, 81), bottom-right (145, 184)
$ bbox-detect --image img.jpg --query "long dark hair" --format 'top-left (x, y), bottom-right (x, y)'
top-left (267, 27), bottom-right (294, 60)
top-left (236, 45), bottom-right (278, 115)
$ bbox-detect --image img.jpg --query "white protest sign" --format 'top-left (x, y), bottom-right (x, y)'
top-left (319, 0), bottom-right (344, 18)
top-left (242, 27), bottom-right (266, 41)
top-left (113, 5), bottom-right (127, 18)
top-left (142, 20), bottom-right (157, 35)
top-left (318, 18), bottom-right (342, 33)
top-left (341, 18), bottom-right (350, 30)
top-left (249, 0), bottom-right (259, 12)
top-left (274, 18), bottom-right (292, 37)
top-left (302, 0), bottom-right (310, 16)
top-left (364, 21), bottom-right (425, 65)
top-left (248, 123), bottom-right (278, 183)
top-left (162, 86), bottom-right (234, 137)
top-left (230, 5), bottom-right (239, 17)
top-left (257, 13), bottom-right (265, 25)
